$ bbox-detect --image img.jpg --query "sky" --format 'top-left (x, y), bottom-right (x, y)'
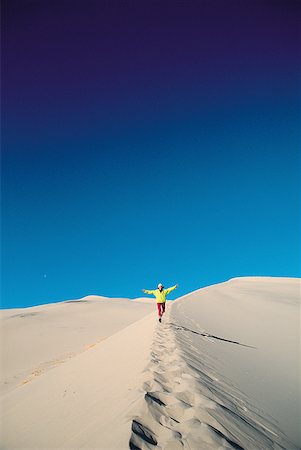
top-left (2, 0), bottom-right (300, 308)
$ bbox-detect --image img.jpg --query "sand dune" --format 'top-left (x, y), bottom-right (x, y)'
top-left (1, 278), bottom-right (300, 449)
top-left (0, 296), bottom-right (155, 448)
top-left (131, 277), bottom-right (300, 450)
top-left (0, 295), bottom-right (153, 394)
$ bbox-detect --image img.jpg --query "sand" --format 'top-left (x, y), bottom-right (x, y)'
top-left (131, 277), bottom-right (300, 450)
top-left (0, 296), bottom-right (155, 449)
top-left (0, 295), bottom-right (154, 395)
top-left (1, 278), bottom-right (300, 449)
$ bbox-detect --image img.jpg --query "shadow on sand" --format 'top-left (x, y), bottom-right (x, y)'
top-left (168, 323), bottom-right (257, 349)
top-left (65, 300), bottom-right (89, 303)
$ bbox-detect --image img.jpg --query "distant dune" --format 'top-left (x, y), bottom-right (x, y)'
top-left (1, 295), bottom-right (154, 395)
top-left (1, 278), bottom-right (300, 449)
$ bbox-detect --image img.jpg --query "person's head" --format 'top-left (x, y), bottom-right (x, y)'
top-left (158, 283), bottom-right (164, 292)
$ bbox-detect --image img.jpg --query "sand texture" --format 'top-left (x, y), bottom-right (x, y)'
top-left (1, 278), bottom-right (300, 449)
top-left (0, 296), bottom-right (155, 448)
top-left (131, 277), bottom-right (300, 450)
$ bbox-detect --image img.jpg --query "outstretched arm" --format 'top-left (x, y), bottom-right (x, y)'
top-left (164, 284), bottom-right (178, 294)
top-left (142, 289), bottom-right (156, 295)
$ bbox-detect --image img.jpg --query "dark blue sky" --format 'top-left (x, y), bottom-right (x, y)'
top-left (2, 0), bottom-right (300, 308)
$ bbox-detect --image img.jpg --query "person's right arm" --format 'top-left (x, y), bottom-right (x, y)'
top-left (142, 289), bottom-right (155, 295)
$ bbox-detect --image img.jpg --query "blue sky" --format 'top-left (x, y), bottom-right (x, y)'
top-left (2, 0), bottom-right (300, 308)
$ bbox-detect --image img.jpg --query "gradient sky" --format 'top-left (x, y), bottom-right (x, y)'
top-left (2, 0), bottom-right (300, 308)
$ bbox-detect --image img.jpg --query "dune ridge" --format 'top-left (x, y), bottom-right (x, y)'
top-left (0, 297), bottom-right (155, 449)
top-left (1, 277), bottom-right (299, 449)
top-left (130, 277), bottom-right (300, 450)
top-left (1, 295), bottom-right (153, 394)
top-left (129, 312), bottom-right (295, 450)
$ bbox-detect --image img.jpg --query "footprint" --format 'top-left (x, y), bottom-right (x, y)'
top-left (145, 392), bottom-right (166, 407)
top-left (174, 390), bottom-right (195, 407)
top-left (130, 420), bottom-right (158, 446)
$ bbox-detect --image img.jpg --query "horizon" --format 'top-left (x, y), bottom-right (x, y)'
top-left (1, 275), bottom-right (300, 310)
top-left (2, 0), bottom-right (300, 309)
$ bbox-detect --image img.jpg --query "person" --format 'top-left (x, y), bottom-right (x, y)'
top-left (142, 283), bottom-right (178, 322)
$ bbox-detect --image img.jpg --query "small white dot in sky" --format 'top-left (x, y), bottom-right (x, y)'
top-left (43, 274), bottom-right (47, 278)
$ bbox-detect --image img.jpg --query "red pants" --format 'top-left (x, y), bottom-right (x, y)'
top-left (157, 303), bottom-right (166, 317)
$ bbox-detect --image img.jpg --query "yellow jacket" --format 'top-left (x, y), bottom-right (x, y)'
top-left (143, 285), bottom-right (178, 303)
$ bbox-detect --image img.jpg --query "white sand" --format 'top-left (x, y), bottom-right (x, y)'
top-left (131, 277), bottom-right (300, 450)
top-left (1, 279), bottom-right (300, 449)
top-left (0, 295), bottom-right (155, 448)
top-left (0, 295), bottom-right (153, 394)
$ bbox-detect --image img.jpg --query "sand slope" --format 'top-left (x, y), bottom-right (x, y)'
top-left (131, 277), bottom-right (300, 450)
top-left (0, 295), bottom-right (153, 394)
top-left (1, 279), bottom-right (300, 449)
top-left (0, 296), bottom-right (155, 449)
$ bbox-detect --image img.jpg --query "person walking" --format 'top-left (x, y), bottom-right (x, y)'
top-left (142, 283), bottom-right (178, 322)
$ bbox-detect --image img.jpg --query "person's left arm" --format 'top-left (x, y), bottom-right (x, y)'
top-left (164, 284), bottom-right (178, 294)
